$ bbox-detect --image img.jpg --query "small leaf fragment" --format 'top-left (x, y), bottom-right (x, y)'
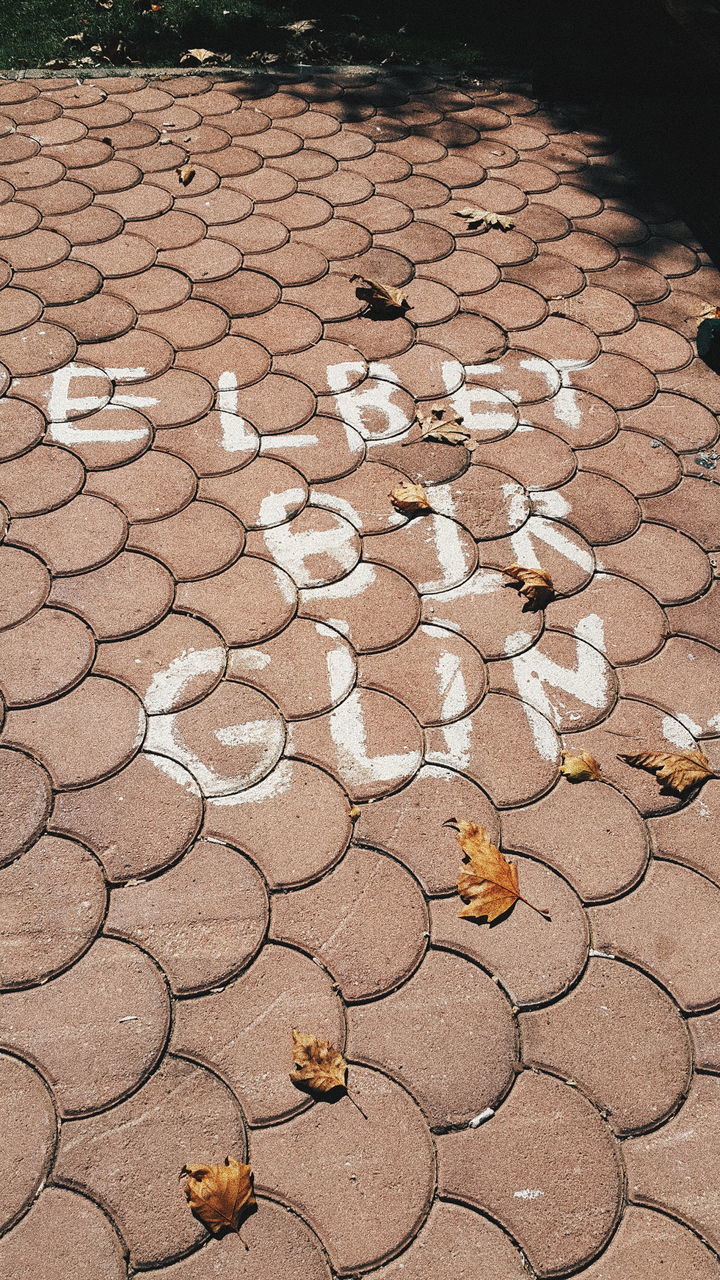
top-left (181, 1157), bottom-right (255, 1242)
top-left (408, 403), bottom-right (473, 447)
top-left (349, 803), bottom-right (361, 820)
top-left (619, 748), bottom-right (717, 795)
top-left (503, 563), bottom-right (554, 610)
top-left (560, 749), bottom-right (603, 782)
top-left (455, 206), bottom-right (515, 232)
top-left (177, 164), bottom-right (196, 186)
top-left (291, 1029), bottom-right (348, 1095)
top-left (447, 818), bottom-right (550, 924)
top-left (350, 275), bottom-right (410, 316)
top-left (390, 482), bottom-right (432, 515)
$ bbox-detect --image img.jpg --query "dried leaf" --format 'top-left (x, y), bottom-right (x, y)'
top-left (290, 1029), bottom-right (348, 1094)
top-left (390, 482), bottom-right (432, 514)
top-left (455, 206), bottom-right (515, 232)
top-left (447, 819), bottom-right (550, 923)
top-left (282, 18), bottom-right (318, 32)
top-left (349, 804), bottom-right (361, 820)
top-left (503, 563), bottom-right (555, 610)
top-left (410, 403), bottom-right (472, 447)
top-left (62, 32), bottom-right (86, 44)
top-left (181, 1157), bottom-right (255, 1242)
top-left (180, 47), bottom-right (231, 65)
top-left (177, 165), bottom-right (196, 186)
top-left (350, 275), bottom-right (410, 316)
top-left (619, 749), bottom-right (717, 794)
top-left (560, 749), bottom-right (603, 782)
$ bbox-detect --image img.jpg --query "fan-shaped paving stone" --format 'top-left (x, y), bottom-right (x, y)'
top-left (248, 507), bottom-right (361, 588)
top-left (0, 1053), bottom-right (56, 1233)
top-left (522, 957), bottom-right (691, 1132)
top-left (471, 426), bottom-right (575, 491)
top-left (142, 1197), bottom-right (331, 1280)
top-left (54, 1055), bottom-right (247, 1269)
top-left (589, 861), bottom-right (720, 1010)
top-left (0, 607), bottom-right (94, 706)
top-left (0, 546), bottom-right (47, 631)
top-left (349, 948), bottom-right (515, 1126)
top-left (1, 675), bottom-right (144, 789)
top-left (94, 613), bottom-right (225, 714)
top-left (172, 940), bottom-right (344, 1124)
top-left (526, 387), bottom-right (619, 447)
top-left (365, 514), bottom-right (477, 594)
top-left (232, 302), bottom-right (322, 354)
top-left (260, 414), bottom-right (365, 482)
top-left (578, 428), bottom-right (680, 498)
top-left (144, 680), bottom-right (284, 798)
top-left (199, 456), bottom-right (307, 527)
top-left (624, 1075), bottom-right (720, 1252)
top-left (299, 561), bottom-right (420, 652)
top-left (0, 834), bottom-right (105, 989)
top-left (490, 628), bottom-right (617, 731)
top-left (0, 936), bottom-right (168, 1114)
top-left (154, 411), bottom-right (259, 478)
top-left (432, 851), bottom-right (587, 1004)
top-left (599, 522), bottom-right (711, 605)
top-left (0, 747), bottom-right (52, 867)
top-left (48, 550), bottom-right (174, 640)
top-left (204, 756), bottom-right (351, 887)
top-left (0, 439), bottom-right (85, 511)
top-left (481, 513), bottom-right (596, 595)
top-left (422, 565), bottom-right (543, 660)
top-left (311, 461), bottom-right (414, 534)
top-left (85, 450), bottom-right (196, 522)
top-left (360, 623), bottom-right (486, 726)
top-left (127, 500), bottom-right (244, 581)
top-left (175, 555), bottom-right (296, 646)
top-left (106, 837), bottom-right (267, 994)
top-left (552, 283), bottom-right (637, 333)
top-left (648, 782), bottom-right (720, 884)
top-left (643, 476), bottom-right (720, 551)
top-left (252, 1064), bottom-right (434, 1275)
top-left (228, 617), bottom-right (355, 718)
top-left (287, 687), bottom-right (423, 800)
top-left (575, 1205), bottom-right (720, 1280)
top-left (437, 1072), bottom-right (621, 1275)
top-left (8, 493), bottom-right (127, 576)
top-left (371, 1201), bottom-right (529, 1280)
top-left (619, 637), bottom-right (720, 738)
top-left (51, 750), bottom-right (202, 882)
top-left (430, 465), bottom-right (529, 538)
top-left (231, 372), bottom-right (316, 434)
top-left (690, 1008), bottom-right (720, 1069)
top-left (0, 399), bottom-right (45, 462)
top-left (538, 469), bottom-right (640, 543)
top-left (272, 844), bottom-right (427, 998)
top-left (504, 776), bottom-right (648, 901)
top-left (355, 763), bottom-right (498, 894)
top-left (0, 1186), bottom-right (126, 1280)
top-left (468, 349), bottom-right (561, 405)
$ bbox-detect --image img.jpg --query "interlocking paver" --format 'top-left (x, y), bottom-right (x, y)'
top-left (2, 64), bottom-right (720, 1280)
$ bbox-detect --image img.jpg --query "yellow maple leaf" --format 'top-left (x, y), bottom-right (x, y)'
top-left (181, 1157), bottom-right (255, 1244)
top-left (447, 819), bottom-right (550, 924)
top-left (560, 749), bottom-right (603, 782)
top-left (290, 1029), bottom-right (348, 1094)
top-left (390, 481), bottom-right (432, 514)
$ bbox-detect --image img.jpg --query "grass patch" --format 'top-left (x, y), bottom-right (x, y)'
top-left (2, 0), bottom-right (534, 72)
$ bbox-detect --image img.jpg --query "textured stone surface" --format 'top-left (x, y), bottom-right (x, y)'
top-left (0, 67), bottom-right (717, 1280)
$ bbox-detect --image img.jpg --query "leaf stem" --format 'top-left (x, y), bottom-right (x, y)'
top-left (517, 894), bottom-right (551, 922)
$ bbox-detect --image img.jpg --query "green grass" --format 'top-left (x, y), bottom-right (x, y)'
top-left (2, 0), bottom-right (531, 72)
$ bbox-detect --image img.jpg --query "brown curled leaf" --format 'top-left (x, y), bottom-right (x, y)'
top-left (177, 164), bottom-right (196, 186)
top-left (181, 1157), bottom-right (255, 1242)
top-left (350, 275), bottom-right (410, 316)
top-left (503, 563), bottom-right (555, 610)
top-left (619, 748), bottom-right (717, 795)
top-left (455, 206), bottom-right (515, 232)
top-left (410, 403), bottom-right (472, 446)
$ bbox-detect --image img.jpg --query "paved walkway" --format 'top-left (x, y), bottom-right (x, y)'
top-left (1, 67), bottom-right (720, 1280)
